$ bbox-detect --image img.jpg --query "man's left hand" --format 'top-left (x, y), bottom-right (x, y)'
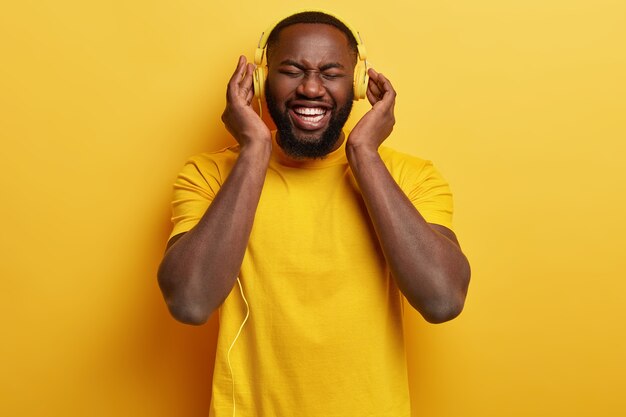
top-left (346, 68), bottom-right (397, 151)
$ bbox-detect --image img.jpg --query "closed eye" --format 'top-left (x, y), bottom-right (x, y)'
top-left (322, 73), bottom-right (346, 80)
top-left (278, 68), bottom-right (304, 78)
top-left (279, 70), bottom-right (303, 77)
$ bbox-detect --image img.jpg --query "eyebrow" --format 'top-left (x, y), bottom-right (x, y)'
top-left (278, 59), bottom-right (346, 71)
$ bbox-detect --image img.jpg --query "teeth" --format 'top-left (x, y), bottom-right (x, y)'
top-left (299, 114), bottom-right (324, 123)
top-left (293, 107), bottom-right (326, 116)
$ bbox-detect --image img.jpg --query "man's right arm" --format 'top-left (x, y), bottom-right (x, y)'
top-left (157, 56), bottom-right (271, 325)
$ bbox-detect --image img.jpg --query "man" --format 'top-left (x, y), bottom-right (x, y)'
top-left (158, 11), bottom-right (470, 417)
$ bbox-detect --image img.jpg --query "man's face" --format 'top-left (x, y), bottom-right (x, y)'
top-left (265, 23), bottom-right (355, 159)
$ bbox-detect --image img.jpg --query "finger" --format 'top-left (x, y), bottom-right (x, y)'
top-left (237, 63), bottom-right (257, 104)
top-left (367, 77), bottom-right (383, 99)
top-left (232, 56), bottom-right (247, 80)
top-left (374, 72), bottom-right (396, 109)
top-left (367, 67), bottom-right (382, 88)
top-left (245, 82), bottom-right (255, 105)
top-left (227, 56), bottom-right (247, 97)
top-left (376, 72), bottom-right (396, 96)
top-left (366, 74), bottom-right (395, 115)
top-left (366, 85), bottom-right (380, 105)
top-left (366, 72), bottom-right (386, 105)
top-left (367, 67), bottom-right (379, 79)
top-left (240, 62), bottom-right (254, 88)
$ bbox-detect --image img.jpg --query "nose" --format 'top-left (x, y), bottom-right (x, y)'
top-left (296, 72), bottom-right (325, 98)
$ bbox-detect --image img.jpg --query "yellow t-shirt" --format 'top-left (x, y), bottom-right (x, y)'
top-left (169, 134), bottom-right (453, 417)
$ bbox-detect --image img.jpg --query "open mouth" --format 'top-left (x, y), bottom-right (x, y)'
top-left (289, 106), bottom-right (331, 131)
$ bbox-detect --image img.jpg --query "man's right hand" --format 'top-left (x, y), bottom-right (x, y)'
top-left (221, 55), bottom-right (272, 148)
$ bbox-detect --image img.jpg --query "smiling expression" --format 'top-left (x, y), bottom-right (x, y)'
top-left (265, 23), bottom-right (356, 159)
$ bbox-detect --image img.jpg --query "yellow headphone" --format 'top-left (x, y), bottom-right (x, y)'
top-left (253, 10), bottom-right (369, 101)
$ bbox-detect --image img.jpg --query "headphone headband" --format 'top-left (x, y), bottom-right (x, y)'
top-left (254, 9), bottom-right (368, 66)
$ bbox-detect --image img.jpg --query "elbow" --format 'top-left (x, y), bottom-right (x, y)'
top-left (166, 302), bottom-right (211, 326)
top-left (157, 266), bottom-right (212, 326)
top-left (423, 259), bottom-right (471, 324)
top-left (421, 297), bottom-right (466, 324)
top-left (417, 272), bottom-right (470, 324)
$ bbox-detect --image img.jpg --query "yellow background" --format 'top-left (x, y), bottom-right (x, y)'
top-left (1, 0), bottom-right (624, 415)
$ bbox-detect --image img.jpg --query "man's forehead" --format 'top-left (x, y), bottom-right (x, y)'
top-left (269, 23), bottom-right (354, 60)
top-left (276, 23), bottom-right (351, 46)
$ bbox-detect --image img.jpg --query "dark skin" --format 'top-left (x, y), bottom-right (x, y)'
top-left (158, 24), bottom-right (471, 325)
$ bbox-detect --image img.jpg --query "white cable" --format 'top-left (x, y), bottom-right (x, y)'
top-left (226, 277), bottom-right (250, 417)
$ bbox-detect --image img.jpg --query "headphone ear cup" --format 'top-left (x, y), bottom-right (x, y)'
top-left (353, 64), bottom-right (369, 100)
top-left (253, 66), bottom-right (266, 99)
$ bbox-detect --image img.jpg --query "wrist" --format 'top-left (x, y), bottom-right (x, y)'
top-left (346, 142), bottom-right (379, 163)
top-left (239, 139), bottom-right (272, 164)
top-left (346, 143), bottom-right (383, 174)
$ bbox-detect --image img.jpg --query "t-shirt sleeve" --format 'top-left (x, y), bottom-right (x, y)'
top-left (405, 160), bottom-right (454, 231)
top-left (169, 155), bottom-right (225, 240)
top-left (380, 147), bottom-right (455, 230)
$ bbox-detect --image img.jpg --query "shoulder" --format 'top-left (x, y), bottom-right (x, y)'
top-left (184, 145), bottom-right (240, 169)
top-left (178, 145), bottom-right (241, 182)
top-left (378, 146), bottom-right (442, 183)
top-left (379, 147), bottom-right (454, 229)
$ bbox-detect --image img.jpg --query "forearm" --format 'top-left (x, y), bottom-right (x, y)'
top-left (158, 142), bottom-right (271, 324)
top-left (346, 145), bottom-right (470, 323)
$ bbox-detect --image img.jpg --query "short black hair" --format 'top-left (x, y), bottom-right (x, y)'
top-left (265, 11), bottom-right (358, 62)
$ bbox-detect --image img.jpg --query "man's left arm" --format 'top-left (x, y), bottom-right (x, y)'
top-left (346, 69), bottom-right (471, 324)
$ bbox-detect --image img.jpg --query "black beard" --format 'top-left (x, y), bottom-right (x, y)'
top-left (265, 80), bottom-right (353, 159)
